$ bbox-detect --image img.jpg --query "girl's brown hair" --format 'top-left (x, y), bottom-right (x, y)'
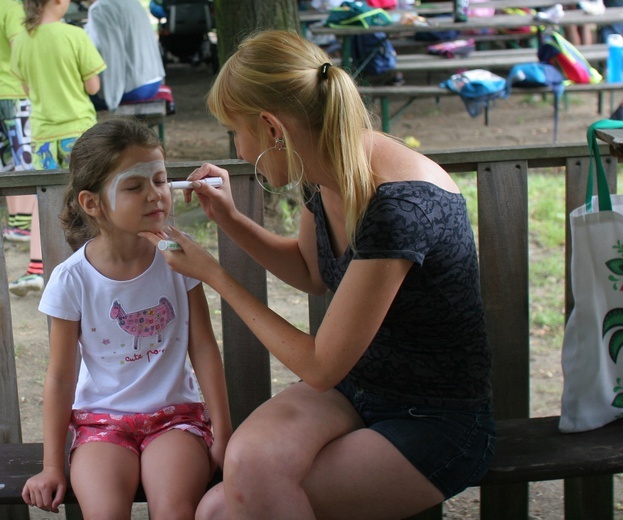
top-left (23, 0), bottom-right (49, 34)
top-left (60, 117), bottom-right (164, 251)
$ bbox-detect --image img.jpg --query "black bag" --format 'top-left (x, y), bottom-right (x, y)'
top-left (351, 32), bottom-right (397, 77)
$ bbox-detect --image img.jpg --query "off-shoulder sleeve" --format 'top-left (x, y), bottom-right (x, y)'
top-left (354, 196), bottom-right (433, 265)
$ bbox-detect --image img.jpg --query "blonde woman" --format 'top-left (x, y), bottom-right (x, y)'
top-left (143, 29), bottom-right (495, 520)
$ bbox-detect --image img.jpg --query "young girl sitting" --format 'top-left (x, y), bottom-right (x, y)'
top-left (21, 117), bottom-right (232, 519)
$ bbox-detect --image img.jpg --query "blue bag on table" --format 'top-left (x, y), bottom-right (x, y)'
top-left (440, 69), bottom-right (507, 117)
top-left (505, 63), bottom-right (565, 141)
top-left (325, 1), bottom-right (392, 28)
top-left (325, 1), bottom-right (396, 78)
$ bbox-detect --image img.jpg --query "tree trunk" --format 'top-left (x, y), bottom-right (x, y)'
top-left (213, 0), bottom-right (301, 67)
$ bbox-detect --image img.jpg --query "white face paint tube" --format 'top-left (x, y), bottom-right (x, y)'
top-left (169, 177), bottom-right (223, 189)
top-left (157, 240), bottom-right (183, 251)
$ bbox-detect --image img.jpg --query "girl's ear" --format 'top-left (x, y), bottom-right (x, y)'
top-left (78, 190), bottom-right (102, 217)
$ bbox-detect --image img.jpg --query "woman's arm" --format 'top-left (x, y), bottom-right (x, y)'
top-left (22, 318), bottom-right (79, 512)
top-left (210, 256), bottom-right (412, 392)
top-left (184, 163), bottom-right (327, 295)
top-left (186, 285), bottom-right (232, 470)
top-left (150, 230), bottom-right (412, 392)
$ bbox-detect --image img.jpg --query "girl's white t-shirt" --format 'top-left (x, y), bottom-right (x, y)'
top-left (39, 244), bottom-right (202, 414)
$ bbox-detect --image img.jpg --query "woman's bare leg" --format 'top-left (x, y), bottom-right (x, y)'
top-left (196, 381), bottom-right (443, 520)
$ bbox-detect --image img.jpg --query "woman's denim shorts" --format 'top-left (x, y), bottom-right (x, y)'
top-left (335, 377), bottom-right (496, 499)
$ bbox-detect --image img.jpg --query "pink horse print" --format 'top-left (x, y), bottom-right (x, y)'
top-left (110, 297), bottom-right (175, 350)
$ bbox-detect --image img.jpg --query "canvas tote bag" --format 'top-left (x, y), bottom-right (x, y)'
top-left (559, 119), bottom-right (623, 433)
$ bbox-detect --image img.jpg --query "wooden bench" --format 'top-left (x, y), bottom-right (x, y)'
top-left (387, 43), bottom-right (609, 74)
top-left (2, 147), bottom-right (623, 519)
top-left (112, 99), bottom-right (167, 143)
top-left (359, 81), bottom-right (623, 133)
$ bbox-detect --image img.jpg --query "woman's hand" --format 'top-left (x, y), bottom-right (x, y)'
top-left (183, 163), bottom-right (239, 226)
top-left (21, 466), bottom-right (67, 513)
top-left (139, 227), bottom-right (222, 283)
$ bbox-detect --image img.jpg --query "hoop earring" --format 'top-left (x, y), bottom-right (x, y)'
top-left (254, 137), bottom-right (304, 195)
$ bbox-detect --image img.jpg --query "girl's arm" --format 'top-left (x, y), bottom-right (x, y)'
top-left (83, 75), bottom-right (100, 96)
top-left (186, 285), bottom-right (232, 471)
top-left (22, 318), bottom-right (79, 513)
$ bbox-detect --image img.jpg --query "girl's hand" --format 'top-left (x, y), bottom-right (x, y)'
top-left (139, 226), bottom-right (221, 283)
top-left (209, 433), bottom-right (229, 471)
top-left (184, 163), bottom-right (238, 226)
top-left (22, 467), bottom-right (67, 513)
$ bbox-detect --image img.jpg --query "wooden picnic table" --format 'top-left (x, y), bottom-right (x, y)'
top-left (310, 6), bottom-right (623, 68)
top-left (311, 6), bottom-right (623, 36)
top-left (299, 0), bottom-right (578, 21)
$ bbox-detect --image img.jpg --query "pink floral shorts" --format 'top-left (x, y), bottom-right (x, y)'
top-left (69, 402), bottom-right (213, 458)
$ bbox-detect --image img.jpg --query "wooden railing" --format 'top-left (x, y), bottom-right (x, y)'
top-left (1, 143), bottom-right (621, 520)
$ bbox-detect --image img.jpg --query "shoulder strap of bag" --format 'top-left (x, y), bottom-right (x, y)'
top-left (586, 119), bottom-right (623, 212)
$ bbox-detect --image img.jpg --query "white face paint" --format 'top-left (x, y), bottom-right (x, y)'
top-left (106, 160), bottom-right (166, 211)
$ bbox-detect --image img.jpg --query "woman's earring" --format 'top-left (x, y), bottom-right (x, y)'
top-left (254, 136), bottom-right (303, 195)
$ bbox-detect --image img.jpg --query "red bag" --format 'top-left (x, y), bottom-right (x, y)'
top-left (366, 0), bottom-right (397, 8)
top-left (538, 31), bottom-right (602, 84)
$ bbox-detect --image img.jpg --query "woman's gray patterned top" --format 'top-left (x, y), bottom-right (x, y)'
top-left (305, 181), bottom-right (492, 407)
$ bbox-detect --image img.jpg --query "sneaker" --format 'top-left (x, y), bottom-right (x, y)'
top-left (3, 226), bottom-right (31, 242)
top-left (9, 273), bottom-right (44, 297)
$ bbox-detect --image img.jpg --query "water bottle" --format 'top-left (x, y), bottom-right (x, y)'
top-left (607, 33), bottom-right (623, 83)
top-left (454, 0), bottom-right (469, 22)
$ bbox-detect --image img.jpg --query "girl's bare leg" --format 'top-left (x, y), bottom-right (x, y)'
top-left (6, 194), bottom-right (35, 216)
top-left (29, 198), bottom-right (41, 259)
top-left (142, 428), bottom-right (211, 520)
top-left (70, 442), bottom-right (140, 520)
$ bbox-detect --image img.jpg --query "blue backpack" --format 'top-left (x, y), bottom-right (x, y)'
top-left (506, 62), bottom-right (565, 96)
top-left (506, 62), bottom-right (565, 142)
top-left (440, 69), bottom-right (507, 117)
top-left (351, 33), bottom-right (397, 77)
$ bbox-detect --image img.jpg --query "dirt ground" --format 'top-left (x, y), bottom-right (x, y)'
top-left (4, 60), bottom-right (623, 519)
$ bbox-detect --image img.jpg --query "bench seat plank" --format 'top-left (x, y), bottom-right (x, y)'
top-left (482, 416), bottom-right (623, 485)
top-left (0, 443), bottom-right (147, 505)
top-left (359, 82), bottom-right (623, 99)
top-left (3, 417), bottom-right (623, 505)
top-left (113, 99), bottom-right (166, 117)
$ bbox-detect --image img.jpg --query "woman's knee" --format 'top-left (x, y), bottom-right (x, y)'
top-left (224, 426), bottom-right (297, 481)
top-left (195, 484), bottom-right (228, 520)
top-left (149, 501), bottom-right (197, 520)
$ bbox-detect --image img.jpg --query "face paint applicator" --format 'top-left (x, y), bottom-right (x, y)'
top-left (168, 178), bottom-right (223, 189)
